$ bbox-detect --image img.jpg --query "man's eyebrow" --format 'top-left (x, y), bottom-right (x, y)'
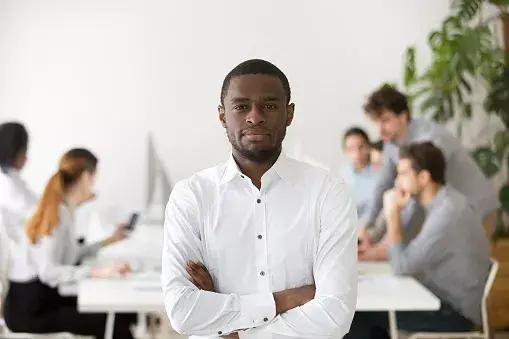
top-left (230, 97), bottom-right (250, 104)
top-left (261, 96), bottom-right (282, 102)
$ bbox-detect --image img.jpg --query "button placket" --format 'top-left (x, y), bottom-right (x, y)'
top-left (254, 193), bottom-right (270, 294)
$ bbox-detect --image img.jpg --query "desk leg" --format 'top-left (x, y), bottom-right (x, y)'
top-left (105, 312), bottom-right (115, 339)
top-left (134, 312), bottom-right (148, 339)
top-left (388, 311), bottom-right (398, 339)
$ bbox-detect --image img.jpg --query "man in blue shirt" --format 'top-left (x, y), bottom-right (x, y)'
top-left (340, 127), bottom-right (380, 220)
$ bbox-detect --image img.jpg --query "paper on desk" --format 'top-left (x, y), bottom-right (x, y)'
top-left (359, 275), bottom-right (399, 288)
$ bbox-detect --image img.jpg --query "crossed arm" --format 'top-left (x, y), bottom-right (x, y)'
top-left (161, 179), bottom-right (358, 338)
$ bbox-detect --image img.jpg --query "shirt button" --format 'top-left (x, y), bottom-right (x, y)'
top-left (257, 234), bottom-right (262, 239)
top-left (256, 199), bottom-right (261, 203)
top-left (240, 175), bottom-right (245, 178)
top-left (260, 271), bottom-right (265, 276)
top-left (263, 317), bottom-right (269, 322)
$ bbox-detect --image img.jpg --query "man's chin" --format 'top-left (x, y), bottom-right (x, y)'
top-left (239, 146), bottom-right (279, 163)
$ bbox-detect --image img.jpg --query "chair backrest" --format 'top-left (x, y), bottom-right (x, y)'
top-left (480, 258), bottom-right (499, 336)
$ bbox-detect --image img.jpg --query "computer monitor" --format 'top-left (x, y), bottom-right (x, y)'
top-left (144, 133), bottom-right (172, 223)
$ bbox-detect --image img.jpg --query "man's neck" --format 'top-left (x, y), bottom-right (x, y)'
top-left (233, 149), bottom-right (281, 189)
top-left (395, 122), bottom-right (409, 145)
top-left (353, 161), bottom-right (369, 172)
top-left (419, 182), bottom-right (442, 207)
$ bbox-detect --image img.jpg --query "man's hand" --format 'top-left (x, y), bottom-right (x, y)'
top-left (383, 188), bottom-right (410, 219)
top-left (273, 285), bottom-right (315, 315)
top-left (186, 261), bottom-right (315, 335)
top-left (383, 189), bottom-right (406, 243)
top-left (358, 244), bottom-right (387, 261)
top-left (357, 225), bottom-right (372, 254)
top-left (186, 263), bottom-right (238, 338)
top-left (186, 261), bottom-right (215, 292)
top-left (222, 334), bottom-right (239, 339)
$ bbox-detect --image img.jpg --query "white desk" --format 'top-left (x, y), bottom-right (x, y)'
top-left (78, 262), bottom-right (440, 339)
top-left (357, 262), bottom-right (440, 339)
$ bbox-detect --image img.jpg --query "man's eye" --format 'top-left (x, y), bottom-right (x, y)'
top-left (233, 105), bottom-right (248, 110)
top-left (263, 104), bottom-right (277, 109)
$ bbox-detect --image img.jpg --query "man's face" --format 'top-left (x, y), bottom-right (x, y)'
top-left (395, 158), bottom-right (420, 195)
top-left (218, 74), bottom-right (294, 162)
top-left (344, 135), bottom-right (370, 168)
top-left (370, 148), bottom-right (382, 167)
top-left (371, 109), bottom-right (406, 142)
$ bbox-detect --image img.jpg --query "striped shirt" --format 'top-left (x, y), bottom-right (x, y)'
top-left (388, 186), bottom-right (491, 325)
top-left (365, 118), bottom-right (499, 227)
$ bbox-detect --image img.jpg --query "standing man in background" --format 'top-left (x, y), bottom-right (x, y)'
top-left (360, 84), bottom-right (499, 242)
top-left (161, 59), bottom-right (358, 339)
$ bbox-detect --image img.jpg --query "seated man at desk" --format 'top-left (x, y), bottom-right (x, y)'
top-left (347, 142), bottom-right (491, 338)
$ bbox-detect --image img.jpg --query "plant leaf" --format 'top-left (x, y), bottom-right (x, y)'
top-left (493, 130), bottom-right (509, 157)
top-left (499, 184), bottom-right (509, 213)
top-left (404, 47), bottom-right (417, 88)
top-left (453, 0), bottom-right (483, 23)
top-left (463, 102), bottom-right (473, 118)
top-left (471, 147), bottom-right (501, 178)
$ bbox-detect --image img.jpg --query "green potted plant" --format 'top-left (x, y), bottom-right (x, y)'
top-left (402, 0), bottom-right (509, 238)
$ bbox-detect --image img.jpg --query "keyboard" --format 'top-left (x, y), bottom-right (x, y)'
top-left (130, 280), bottom-right (161, 291)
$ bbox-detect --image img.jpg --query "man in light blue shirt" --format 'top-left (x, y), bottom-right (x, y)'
top-left (342, 128), bottom-right (425, 261)
top-left (340, 127), bottom-right (380, 219)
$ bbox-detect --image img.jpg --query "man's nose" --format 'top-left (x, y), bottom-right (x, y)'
top-left (246, 105), bottom-right (266, 125)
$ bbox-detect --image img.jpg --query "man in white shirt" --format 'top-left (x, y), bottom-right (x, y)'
top-left (161, 59), bottom-right (358, 339)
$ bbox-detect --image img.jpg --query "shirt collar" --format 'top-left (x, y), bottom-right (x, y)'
top-left (346, 162), bottom-right (372, 175)
top-left (402, 119), bottom-right (418, 145)
top-left (219, 150), bottom-right (294, 186)
top-left (426, 185), bottom-right (447, 213)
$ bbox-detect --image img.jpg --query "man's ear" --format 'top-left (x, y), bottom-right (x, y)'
top-left (418, 170), bottom-right (432, 186)
top-left (286, 103), bottom-right (295, 127)
top-left (218, 105), bottom-right (226, 128)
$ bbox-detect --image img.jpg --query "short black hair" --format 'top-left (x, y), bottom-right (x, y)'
top-left (370, 140), bottom-right (384, 152)
top-left (220, 59), bottom-right (291, 106)
top-left (343, 127), bottom-right (370, 146)
top-left (364, 84), bottom-right (410, 119)
top-left (399, 141), bottom-right (446, 185)
top-left (0, 122), bottom-right (29, 172)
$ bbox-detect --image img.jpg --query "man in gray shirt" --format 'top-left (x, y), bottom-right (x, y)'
top-left (359, 85), bottom-right (499, 242)
top-left (346, 142), bottom-right (491, 338)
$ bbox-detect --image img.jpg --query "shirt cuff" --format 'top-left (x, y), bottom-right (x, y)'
top-left (73, 265), bottom-right (93, 281)
top-left (388, 241), bottom-right (404, 257)
top-left (238, 293), bottom-right (276, 329)
top-left (387, 241), bottom-right (405, 274)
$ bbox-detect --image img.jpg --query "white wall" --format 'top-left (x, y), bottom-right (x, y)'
top-left (0, 0), bottom-right (450, 212)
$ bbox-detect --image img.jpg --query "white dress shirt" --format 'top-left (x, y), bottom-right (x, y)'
top-left (0, 169), bottom-right (38, 243)
top-left (9, 204), bottom-right (101, 287)
top-left (162, 152), bottom-right (358, 339)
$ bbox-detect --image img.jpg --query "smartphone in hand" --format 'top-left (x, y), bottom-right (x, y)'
top-left (125, 213), bottom-right (139, 232)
